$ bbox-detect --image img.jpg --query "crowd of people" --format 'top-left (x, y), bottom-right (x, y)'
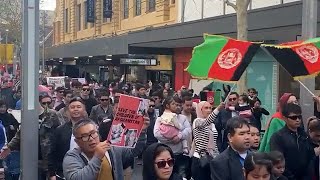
top-left (0, 78), bottom-right (318, 180)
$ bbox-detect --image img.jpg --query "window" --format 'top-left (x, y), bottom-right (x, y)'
top-left (102, 0), bottom-right (112, 23)
top-left (84, 2), bottom-right (88, 29)
top-left (76, 4), bottom-right (81, 31)
top-left (64, 8), bottom-right (69, 33)
top-left (135, 0), bottom-right (141, 16)
top-left (148, 0), bottom-right (155, 12)
top-left (124, 0), bottom-right (129, 19)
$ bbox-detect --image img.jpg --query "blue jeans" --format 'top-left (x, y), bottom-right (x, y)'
top-left (3, 151), bottom-right (20, 180)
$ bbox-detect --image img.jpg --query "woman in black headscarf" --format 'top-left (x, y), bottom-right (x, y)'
top-left (143, 143), bottom-right (182, 180)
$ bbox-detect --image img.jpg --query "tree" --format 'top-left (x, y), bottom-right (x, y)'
top-left (225, 0), bottom-right (250, 93)
top-left (0, 0), bottom-right (22, 44)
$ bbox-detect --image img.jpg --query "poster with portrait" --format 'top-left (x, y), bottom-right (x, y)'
top-left (46, 76), bottom-right (67, 88)
top-left (107, 94), bottom-right (149, 148)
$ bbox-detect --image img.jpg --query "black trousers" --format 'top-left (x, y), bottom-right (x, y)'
top-left (173, 154), bottom-right (192, 180)
top-left (191, 157), bottom-right (211, 180)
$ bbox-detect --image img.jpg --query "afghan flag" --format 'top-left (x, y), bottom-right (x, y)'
top-left (263, 37), bottom-right (320, 79)
top-left (186, 35), bottom-right (260, 82)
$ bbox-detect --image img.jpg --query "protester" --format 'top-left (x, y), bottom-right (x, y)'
top-left (260, 93), bottom-right (298, 152)
top-left (143, 143), bottom-right (183, 180)
top-left (48, 98), bottom-right (88, 180)
top-left (243, 152), bottom-right (273, 180)
top-left (270, 103), bottom-right (317, 180)
top-left (136, 83), bottom-right (147, 99)
top-left (89, 91), bottom-right (113, 125)
top-left (55, 89), bottom-right (73, 111)
top-left (307, 116), bottom-right (320, 180)
top-left (227, 94), bottom-right (253, 119)
top-left (0, 100), bottom-right (19, 142)
top-left (191, 101), bottom-right (224, 180)
top-left (181, 96), bottom-right (197, 126)
top-left (152, 91), bottom-right (164, 117)
top-left (40, 94), bottom-right (54, 110)
top-left (154, 97), bottom-right (192, 179)
top-left (146, 98), bottom-right (158, 146)
top-left (249, 124), bottom-right (261, 152)
top-left (62, 118), bottom-right (149, 180)
top-left (251, 98), bottom-right (270, 132)
top-left (71, 81), bottom-right (82, 97)
top-left (98, 97), bottom-right (118, 142)
top-left (215, 92), bottom-right (239, 152)
top-left (247, 88), bottom-right (258, 102)
top-left (268, 151), bottom-right (287, 180)
top-left (0, 94), bottom-right (61, 180)
top-left (54, 87), bottom-right (65, 109)
top-left (80, 84), bottom-right (97, 116)
top-left (210, 117), bottom-right (251, 180)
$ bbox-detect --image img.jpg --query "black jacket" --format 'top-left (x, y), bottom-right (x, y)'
top-left (146, 111), bottom-right (158, 146)
top-left (210, 147), bottom-right (246, 180)
top-left (270, 126), bottom-right (315, 180)
top-left (215, 109), bottom-right (232, 152)
top-left (309, 139), bottom-right (319, 180)
top-left (48, 121), bottom-right (73, 177)
top-left (252, 107), bottom-right (270, 131)
top-left (0, 112), bottom-right (19, 141)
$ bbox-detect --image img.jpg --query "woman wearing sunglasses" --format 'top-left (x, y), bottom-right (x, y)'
top-left (143, 143), bottom-right (182, 180)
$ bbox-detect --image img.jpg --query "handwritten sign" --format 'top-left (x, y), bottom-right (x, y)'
top-left (107, 95), bottom-right (149, 148)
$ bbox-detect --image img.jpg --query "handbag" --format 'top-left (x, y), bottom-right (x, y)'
top-left (199, 150), bottom-right (213, 168)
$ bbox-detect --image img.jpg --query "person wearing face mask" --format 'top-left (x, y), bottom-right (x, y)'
top-left (0, 93), bottom-right (61, 180)
top-left (190, 101), bottom-right (224, 180)
top-left (48, 98), bottom-right (88, 180)
top-left (143, 143), bottom-right (183, 180)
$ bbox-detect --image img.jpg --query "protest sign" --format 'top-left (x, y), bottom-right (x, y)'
top-left (46, 76), bottom-right (66, 88)
top-left (107, 95), bottom-right (149, 148)
top-left (8, 110), bottom-right (21, 123)
top-left (72, 78), bottom-right (86, 84)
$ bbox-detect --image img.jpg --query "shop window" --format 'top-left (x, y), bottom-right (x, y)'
top-left (135, 0), bottom-right (141, 16)
top-left (148, 0), bottom-right (156, 12)
top-left (64, 8), bottom-right (69, 33)
top-left (124, 0), bottom-right (129, 19)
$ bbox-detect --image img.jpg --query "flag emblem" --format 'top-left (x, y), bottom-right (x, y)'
top-left (294, 45), bottom-right (319, 63)
top-left (218, 48), bottom-right (242, 69)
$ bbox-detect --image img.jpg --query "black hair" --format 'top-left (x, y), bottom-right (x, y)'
top-left (143, 143), bottom-right (175, 180)
top-left (71, 81), bottom-right (82, 88)
top-left (148, 97), bottom-right (156, 103)
top-left (308, 117), bottom-right (320, 133)
top-left (188, 89), bottom-right (194, 94)
top-left (182, 96), bottom-right (192, 103)
top-left (135, 83), bottom-right (145, 91)
top-left (226, 117), bottom-right (250, 136)
top-left (0, 100), bottom-right (6, 107)
top-left (268, 151), bottom-right (285, 165)
top-left (63, 90), bottom-right (73, 97)
top-left (68, 97), bottom-right (85, 106)
top-left (163, 97), bottom-right (175, 110)
top-left (229, 92), bottom-right (239, 97)
top-left (244, 152), bottom-right (272, 177)
top-left (97, 91), bottom-right (110, 98)
top-left (248, 88), bottom-right (257, 93)
top-left (173, 96), bottom-right (182, 104)
top-left (151, 90), bottom-right (163, 99)
top-left (181, 91), bottom-right (192, 99)
top-left (239, 94), bottom-right (249, 103)
top-left (281, 103), bottom-right (302, 117)
top-left (248, 123), bottom-right (259, 130)
top-left (39, 94), bottom-right (52, 102)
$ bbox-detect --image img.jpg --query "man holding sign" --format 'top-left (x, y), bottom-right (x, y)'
top-left (63, 117), bottom-right (149, 180)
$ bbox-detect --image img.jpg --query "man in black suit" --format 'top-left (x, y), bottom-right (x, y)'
top-left (215, 92), bottom-right (239, 152)
top-left (210, 117), bottom-right (251, 180)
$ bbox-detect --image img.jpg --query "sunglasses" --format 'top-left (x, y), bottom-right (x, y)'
top-left (155, 159), bottom-right (174, 168)
top-left (100, 99), bottom-right (109, 102)
top-left (229, 97), bottom-right (237, 101)
top-left (287, 115), bottom-right (302, 120)
top-left (149, 105), bottom-right (155, 108)
top-left (41, 102), bottom-right (52, 105)
top-left (82, 88), bottom-right (90, 91)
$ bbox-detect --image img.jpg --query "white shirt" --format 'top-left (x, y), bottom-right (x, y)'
top-left (69, 134), bottom-right (79, 150)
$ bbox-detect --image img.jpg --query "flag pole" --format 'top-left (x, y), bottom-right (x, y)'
top-left (224, 84), bottom-right (236, 103)
top-left (298, 80), bottom-right (315, 97)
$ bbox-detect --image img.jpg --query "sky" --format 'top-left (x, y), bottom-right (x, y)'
top-left (40, 0), bottom-right (56, 11)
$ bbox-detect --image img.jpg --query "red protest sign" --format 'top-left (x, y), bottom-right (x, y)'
top-left (107, 95), bottom-right (149, 148)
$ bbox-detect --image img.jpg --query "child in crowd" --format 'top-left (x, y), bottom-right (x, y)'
top-left (228, 94), bottom-right (253, 119)
top-left (268, 151), bottom-right (288, 180)
top-left (159, 111), bottom-right (189, 154)
top-left (244, 152), bottom-right (273, 180)
top-left (249, 124), bottom-right (261, 152)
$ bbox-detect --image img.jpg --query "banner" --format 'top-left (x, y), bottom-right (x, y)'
top-left (0, 44), bottom-right (14, 64)
top-left (103, 0), bottom-right (112, 18)
top-left (107, 95), bottom-right (149, 148)
top-left (46, 76), bottom-right (66, 88)
top-left (87, 0), bottom-right (95, 22)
